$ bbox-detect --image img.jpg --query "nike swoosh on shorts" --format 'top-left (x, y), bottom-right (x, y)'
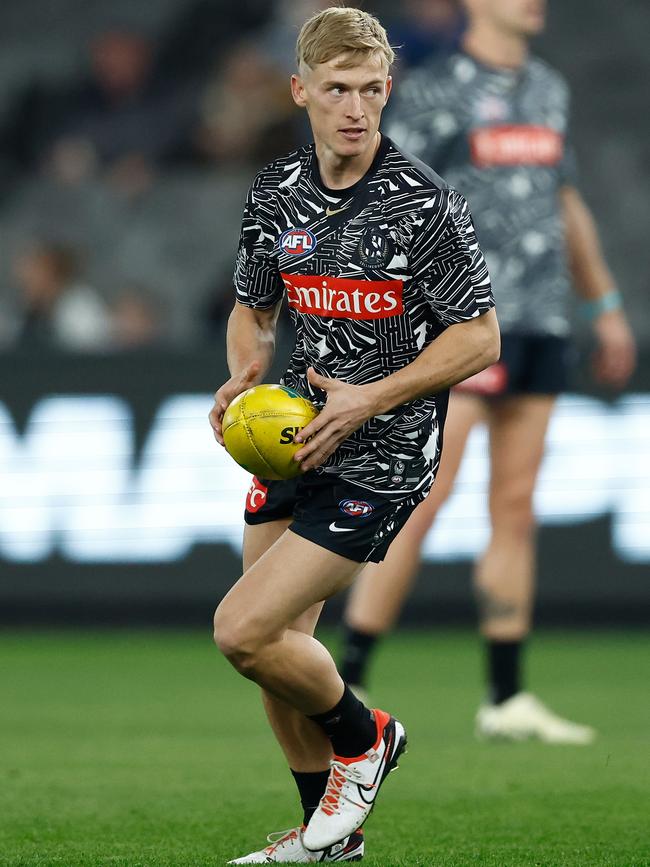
top-left (329, 523), bottom-right (357, 533)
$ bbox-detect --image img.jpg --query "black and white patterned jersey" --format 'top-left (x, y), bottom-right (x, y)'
top-left (387, 51), bottom-right (575, 337)
top-left (234, 135), bottom-right (494, 499)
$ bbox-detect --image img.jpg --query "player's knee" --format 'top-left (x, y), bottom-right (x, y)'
top-left (213, 607), bottom-right (251, 666)
top-left (490, 488), bottom-right (536, 538)
top-left (213, 605), bottom-right (265, 676)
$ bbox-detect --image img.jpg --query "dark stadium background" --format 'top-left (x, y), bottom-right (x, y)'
top-left (0, 0), bottom-right (649, 627)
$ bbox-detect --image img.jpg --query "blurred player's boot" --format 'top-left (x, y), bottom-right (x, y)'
top-left (303, 709), bottom-right (407, 851)
top-left (475, 692), bottom-right (596, 744)
top-left (227, 826), bottom-right (364, 863)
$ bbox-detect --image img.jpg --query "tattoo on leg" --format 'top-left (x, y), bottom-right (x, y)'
top-left (476, 588), bottom-right (519, 624)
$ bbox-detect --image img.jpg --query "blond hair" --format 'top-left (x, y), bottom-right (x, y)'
top-left (296, 6), bottom-right (395, 72)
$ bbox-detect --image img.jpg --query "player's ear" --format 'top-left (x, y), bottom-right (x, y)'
top-left (384, 75), bottom-right (393, 106)
top-left (291, 73), bottom-right (308, 108)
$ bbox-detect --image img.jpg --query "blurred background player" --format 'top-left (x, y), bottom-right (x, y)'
top-left (340, 0), bottom-right (636, 744)
top-left (9, 240), bottom-right (112, 351)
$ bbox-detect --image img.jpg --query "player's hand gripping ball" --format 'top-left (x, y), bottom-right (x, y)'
top-left (222, 384), bottom-right (318, 480)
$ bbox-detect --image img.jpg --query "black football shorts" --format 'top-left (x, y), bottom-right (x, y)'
top-left (455, 334), bottom-right (572, 397)
top-left (244, 471), bottom-right (422, 564)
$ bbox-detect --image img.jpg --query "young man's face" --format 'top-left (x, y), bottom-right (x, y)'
top-left (291, 53), bottom-right (392, 160)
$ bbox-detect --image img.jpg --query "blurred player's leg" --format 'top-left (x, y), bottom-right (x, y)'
top-left (476, 395), bottom-right (554, 643)
top-left (475, 395), bottom-right (595, 743)
top-left (340, 392), bottom-right (486, 693)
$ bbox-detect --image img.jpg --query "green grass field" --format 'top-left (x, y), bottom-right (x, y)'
top-left (1, 629), bottom-right (648, 866)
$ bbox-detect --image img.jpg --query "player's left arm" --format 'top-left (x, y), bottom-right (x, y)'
top-left (294, 309), bottom-right (499, 472)
top-left (561, 184), bottom-right (636, 386)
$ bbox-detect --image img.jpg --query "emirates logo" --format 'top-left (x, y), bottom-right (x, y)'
top-left (470, 125), bottom-right (563, 167)
top-left (280, 273), bottom-right (403, 320)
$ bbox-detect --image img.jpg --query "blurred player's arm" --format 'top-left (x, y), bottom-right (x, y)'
top-left (209, 301), bottom-right (281, 444)
top-left (561, 185), bottom-right (636, 386)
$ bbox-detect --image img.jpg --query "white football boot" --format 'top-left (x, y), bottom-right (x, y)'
top-left (227, 826), bottom-right (364, 863)
top-left (475, 692), bottom-right (596, 744)
top-left (303, 709), bottom-right (407, 852)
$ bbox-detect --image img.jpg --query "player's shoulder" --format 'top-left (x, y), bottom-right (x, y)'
top-left (249, 144), bottom-right (313, 193)
top-left (527, 55), bottom-right (570, 97)
top-left (380, 138), bottom-right (469, 225)
top-left (382, 136), bottom-right (452, 195)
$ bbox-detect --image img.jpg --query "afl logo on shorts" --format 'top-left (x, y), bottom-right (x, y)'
top-left (280, 228), bottom-right (317, 256)
top-left (339, 499), bottom-right (374, 518)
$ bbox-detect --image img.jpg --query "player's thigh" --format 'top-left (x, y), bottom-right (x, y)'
top-left (408, 392), bottom-right (486, 534)
top-left (243, 518), bottom-right (324, 636)
top-left (216, 529), bottom-right (361, 646)
top-left (243, 517), bottom-right (292, 571)
top-left (486, 395), bottom-right (556, 514)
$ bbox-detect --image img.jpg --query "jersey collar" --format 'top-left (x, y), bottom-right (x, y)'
top-left (309, 134), bottom-right (391, 200)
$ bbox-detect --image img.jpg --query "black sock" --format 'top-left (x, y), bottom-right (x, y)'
top-left (308, 684), bottom-right (377, 757)
top-left (339, 626), bottom-right (378, 687)
top-left (487, 639), bottom-right (523, 705)
top-left (290, 768), bottom-right (330, 827)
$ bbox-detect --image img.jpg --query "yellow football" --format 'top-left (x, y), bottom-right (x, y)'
top-left (222, 384), bottom-right (319, 480)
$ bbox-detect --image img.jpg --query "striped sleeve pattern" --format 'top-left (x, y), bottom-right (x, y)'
top-left (233, 176), bottom-right (284, 309)
top-left (411, 190), bottom-right (494, 327)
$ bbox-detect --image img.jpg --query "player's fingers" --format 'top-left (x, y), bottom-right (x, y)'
top-left (307, 366), bottom-right (334, 391)
top-left (294, 410), bottom-right (328, 444)
top-left (209, 399), bottom-right (228, 444)
top-left (294, 419), bottom-right (337, 463)
top-left (299, 430), bottom-right (346, 472)
top-left (595, 346), bottom-right (633, 388)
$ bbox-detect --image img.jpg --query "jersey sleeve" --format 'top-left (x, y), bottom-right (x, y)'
top-left (554, 71), bottom-right (578, 186)
top-left (233, 176), bottom-right (284, 309)
top-left (410, 190), bottom-right (494, 326)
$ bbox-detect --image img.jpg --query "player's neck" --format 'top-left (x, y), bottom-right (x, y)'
top-left (314, 132), bottom-right (381, 191)
top-left (463, 23), bottom-right (529, 70)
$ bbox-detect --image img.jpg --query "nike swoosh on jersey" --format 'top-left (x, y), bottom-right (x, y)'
top-left (329, 523), bottom-right (357, 533)
top-left (325, 205), bottom-right (348, 217)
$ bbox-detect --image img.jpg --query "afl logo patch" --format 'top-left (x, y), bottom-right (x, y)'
top-left (339, 499), bottom-right (374, 518)
top-left (280, 228), bottom-right (317, 256)
top-left (358, 226), bottom-right (392, 269)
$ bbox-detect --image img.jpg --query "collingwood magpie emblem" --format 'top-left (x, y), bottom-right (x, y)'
top-left (358, 226), bottom-right (392, 269)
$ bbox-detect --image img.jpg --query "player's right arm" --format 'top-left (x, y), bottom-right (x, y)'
top-left (209, 301), bottom-right (281, 445)
top-left (209, 171), bottom-right (285, 445)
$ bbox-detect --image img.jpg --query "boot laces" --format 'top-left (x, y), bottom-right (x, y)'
top-left (264, 827), bottom-right (300, 855)
top-left (320, 760), bottom-right (374, 816)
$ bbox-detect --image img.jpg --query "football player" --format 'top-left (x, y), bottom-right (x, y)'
top-left (209, 6), bottom-right (499, 862)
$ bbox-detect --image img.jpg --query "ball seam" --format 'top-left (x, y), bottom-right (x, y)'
top-left (240, 391), bottom-right (280, 479)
